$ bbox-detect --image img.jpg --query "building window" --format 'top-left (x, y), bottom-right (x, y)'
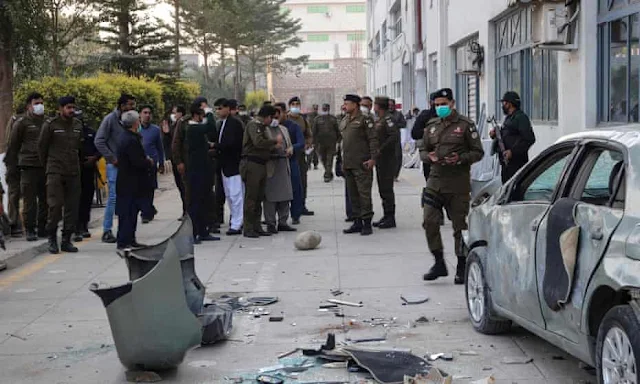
top-left (495, 7), bottom-right (558, 121)
top-left (598, 2), bottom-right (640, 123)
top-left (390, 1), bottom-right (402, 39)
top-left (455, 39), bottom-right (480, 122)
top-left (308, 34), bottom-right (330, 42)
top-left (381, 21), bottom-right (388, 49)
top-left (347, 32), bottom-right (365, 41)
top-left (346, 4), bottom-right (365, 13)
top-left (308, 5), bottom-right (329, 13)
top-left (393, 81), bottom-right (402, 98)
top-left (375, 32), bottom-right (381, 56)
top-left (308, 62), bottom-right (330, 70)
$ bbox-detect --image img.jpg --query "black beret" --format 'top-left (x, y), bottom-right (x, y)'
top-left (435, 88), bottom-right (453, 100)
top-left (500, 91), bottom-right (521, 108)
top-left (58, 96), bottom-right (76, 106)
top-left (322, 103), bottom-right (331, 108)
top-left (343, 94), bottom-right (361, 103)
top-left (374, 96), bottom-right (390, 106)
top-left (429, 92), bottom-right (437, 101)
top-left (288, 96), bottom-right (301, 105)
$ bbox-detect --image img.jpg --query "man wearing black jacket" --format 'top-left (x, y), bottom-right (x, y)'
top-left (411, 92), bottom-right (437, 184)
top-left (74, 111), bottom-right (101, 242)
top-left (115, 111), bottom-right (154, 250)
top-left (213, 98), bottom-right (245, 235)
top-left (491, 91), bottom-right (536, 182)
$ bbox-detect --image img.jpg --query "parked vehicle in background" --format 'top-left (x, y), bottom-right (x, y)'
top-left (463, 130), bottom-right (640, 383)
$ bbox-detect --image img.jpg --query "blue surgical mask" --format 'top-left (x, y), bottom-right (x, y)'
top-left (290, 107), bottom-right (301, 115)
top-left (435, 105), bottom-right (452, 118)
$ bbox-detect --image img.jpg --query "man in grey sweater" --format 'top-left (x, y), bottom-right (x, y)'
top-left (94, 94), bottom-right (136, 243)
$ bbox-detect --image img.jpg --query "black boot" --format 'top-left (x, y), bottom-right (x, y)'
top-left (26, 229), bottom-right (38, 242)
top-left (372, 216), bottom-right (386, 227)
top-left (73, 232), bottom-right (84, 242)
top-left (423, 251), bottom-right (448, 281)
top-left (454, 256), bottom-right (466, 285)
top-left (343, 219), bottom-right (363, 234)
top-left (60, 235), bottom-right (78, 253)
top-left (378, 216), bottom-right (396, 229)
top-left (80, 224), bottom-right (91, 238)
top-left (48, 233), bottom-right (59, 254)
top-left (360, 219), bottom-right (373, 236)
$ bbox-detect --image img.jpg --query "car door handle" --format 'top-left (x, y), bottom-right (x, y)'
top-left (591, 227), bottom-right (603, 241)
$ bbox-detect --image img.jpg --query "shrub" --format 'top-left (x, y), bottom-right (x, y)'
top-left (14, 73), bottom-right (200, 127)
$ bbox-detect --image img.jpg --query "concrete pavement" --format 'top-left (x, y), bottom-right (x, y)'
top-left (0, 168), bottom-right (594, 383)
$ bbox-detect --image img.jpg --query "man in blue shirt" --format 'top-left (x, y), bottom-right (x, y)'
top-left (139, 105), bottom-right (165, 223)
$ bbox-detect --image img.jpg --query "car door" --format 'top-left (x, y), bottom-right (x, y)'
top-left (486, 144), bottom-right (576, 328)
top-left (535, 144), bottom-right (625, 343)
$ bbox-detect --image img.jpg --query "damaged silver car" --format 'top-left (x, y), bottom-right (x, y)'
top-left (463, 130), bottom-right (640, 383)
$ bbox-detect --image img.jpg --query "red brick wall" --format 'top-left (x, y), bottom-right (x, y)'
top-left (273, 58), bottom-right (366, 112)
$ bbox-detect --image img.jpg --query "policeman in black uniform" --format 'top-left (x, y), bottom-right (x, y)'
top-left (74, 111), bottom-right (101, 242)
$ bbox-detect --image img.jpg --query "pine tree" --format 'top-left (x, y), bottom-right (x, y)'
top-left (96, 0), bottom-right (175, 77)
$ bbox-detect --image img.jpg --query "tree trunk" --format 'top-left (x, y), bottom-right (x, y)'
top-left (234, 47), bottom-right (240, 99)
top-left (203, 52), bottom-right (210, 84)
top-left (220, 43), bottom-right (225, 83)
top-left (51, 5), bottom-right (60, 77)
top-left (250, 46), bottom-right (257, 91)
top-left (0, 43), bottom-right (13, 151)
top-left (174, 0), bottom-right (180, 76)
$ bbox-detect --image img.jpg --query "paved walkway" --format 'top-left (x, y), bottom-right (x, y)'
top-left (0, 168), bottom-right (594, 383)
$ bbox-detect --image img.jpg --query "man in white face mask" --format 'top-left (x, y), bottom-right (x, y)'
top-left (287, 96), bottom-right (314, 216)
top-left (360, 96), bottom-right (374, 118)
top-left (5, 92), bottom-right (48, 241)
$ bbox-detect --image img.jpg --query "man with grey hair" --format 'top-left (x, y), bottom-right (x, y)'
top-left (115, 110), bottom-right (155, 249)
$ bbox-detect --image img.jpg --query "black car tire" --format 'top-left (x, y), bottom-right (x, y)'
top-left (596, 305), bottom-right (640, 384)
top-left (465, 252), bottom-right (512, 335)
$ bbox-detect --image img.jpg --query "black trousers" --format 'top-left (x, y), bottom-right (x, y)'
top-left (116, 195), bottom-right (143, 248)
top-left (188, 170), bottom-right (211, 238)
top-left (78, 166), bottom-right (96, 228)
top-left (172, 161), bottom-right (186, 214)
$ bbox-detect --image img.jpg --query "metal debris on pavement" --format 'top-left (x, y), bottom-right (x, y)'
top-left (330, 289), bottom-right (344, 296)
top-left (501, 356), bottom-right (534, 365)
top-left (248, 297), bottom-right (279, 306)
top-left (346, 336), bottom-right (387, 344)
top-left (426, 353), bottom-right (453, 361)
top-left (326, 299), bottom-right (363, 307)
top-left (269, 316), bottom-right (284, 322)
top-left (277, 348), bottom-right (299, 359)
top-left (322, 361), bottom-right (348, 369)
top-left (459, 350), bottom-right (479, 356)
top-left (6, 333), bottom-right (27, 341)
top-left (470, 375), bottom-right (496, 384)
top-left (125, 370), bottom-right (162, 383)
top-left (400, 293), bottom-right (430, 305)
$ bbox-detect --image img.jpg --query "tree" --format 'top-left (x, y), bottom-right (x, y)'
top-left (96, 0), bottom-right (175, 77)
top-left (180, 0), bottom-right (223, 83)
top-left (43, 0), bottom-right (98, 76)
top-left (0, 0), bottom-right (47, 146)
top-left (240, 0), bottom-right (306, 91)
top-left (244, 89), bottom-right (268, 110)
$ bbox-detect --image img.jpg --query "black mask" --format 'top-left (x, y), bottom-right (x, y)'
top-left (502, 105), bottom-right (510, 115)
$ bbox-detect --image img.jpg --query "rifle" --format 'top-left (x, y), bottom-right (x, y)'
top-left (487, 116), bottom-right (508, 166)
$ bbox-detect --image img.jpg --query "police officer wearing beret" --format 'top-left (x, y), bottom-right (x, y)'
top-left (38, 96), bottom-right (83, 254)
top-left (340, 94), bottom-right (379, 236)
top-left (372, 96), bottom-right (399, 229)
top-left (490, 91), bottom-right (536, 183)
top-left (421, 88), bottom-right (484, 284)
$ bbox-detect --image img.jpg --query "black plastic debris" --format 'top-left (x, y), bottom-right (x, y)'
top-left (248, 297), bottom-right (279, 306)
top-left (342, 348), bottom-right (433, 384)
top-left (199, 302), bottom-right (234, 345)
top-left (302, 333), bottom-right (336, 356)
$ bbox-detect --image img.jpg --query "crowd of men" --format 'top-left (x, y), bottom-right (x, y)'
top-left (1, 87), bottom-right (534, 284)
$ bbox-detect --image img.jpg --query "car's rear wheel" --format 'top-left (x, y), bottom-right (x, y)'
top-left (465, 252), bottom-right (511, 335)
top-left (596, 305), bottom-right (639, 384)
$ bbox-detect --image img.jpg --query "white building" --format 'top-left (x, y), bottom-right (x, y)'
top-left (367, 0), bottom-right (633, 156)
top-left (271, 0), bottom-right (368, 111)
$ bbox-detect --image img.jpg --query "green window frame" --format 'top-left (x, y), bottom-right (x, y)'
top-left (308, 5), bottom-right (329, 13)
top-left (347, 33), bottom-right (365, 41)
top-left (307, 62), bottom-right (330, 70)
top-left (346, 4), bottom-right (365, 13)
top-left (308, 34), bottom-right (330, 42)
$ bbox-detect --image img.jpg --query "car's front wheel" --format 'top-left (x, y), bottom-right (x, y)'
top-left (596, 305), bottom-right (640, 384)
top-left (465, 252), bottom-right (511, 335)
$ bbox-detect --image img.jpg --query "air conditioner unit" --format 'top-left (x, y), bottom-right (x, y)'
top-left (325, 11), bottom-right (332, 17)
top-left (532, 2), bottom-right (569, 45)
top-left (456, 44), bottom-right (479, 75)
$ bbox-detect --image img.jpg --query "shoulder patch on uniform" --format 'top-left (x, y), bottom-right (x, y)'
top-left (471, 131), bottom-right (478, 139)
top-left (368, 122), bottom-right (374, 128)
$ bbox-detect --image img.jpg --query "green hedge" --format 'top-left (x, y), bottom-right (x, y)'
top-left (14, 73), bottom-right (201, 128)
